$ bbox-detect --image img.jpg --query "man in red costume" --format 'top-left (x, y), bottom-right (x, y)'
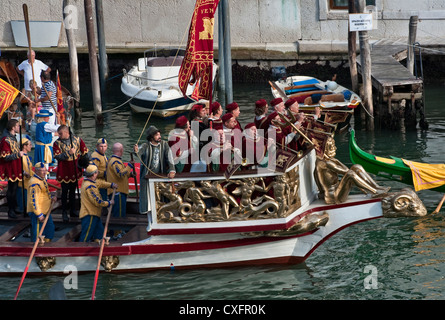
top-left (242, 123), bottom-right (267, 169)
top-left (0, 119), bottom-right (24, 218)
top-left (53, 125), bottom-right (88, 222)
top-left (168, 115), bottom-right (198, 173)
top-left (253, 99), bottom-right (269, 131)
top-left (225, 102), bottom-right (242, 130)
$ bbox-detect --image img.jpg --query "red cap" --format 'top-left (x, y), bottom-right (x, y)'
top-left (284, 97), bottom-right (297, 108)
top-left (210, 101), bottom-right (221, 113)
top-left (222, 113), bottom-right (234, 123)
top-left (226, 102), bottom-right (239, 111)
top-left (213, 121), bottom-right (223, 130)
top-left (244, 122), bottom-right (256, 130)
top-left (267, 111), bottom-right (279, 122)
top-left (192, 103), bottom-right (204, 112)
top-left (255, 99), bottom-right (267, 108)
top-left (270, 98), bottom-right (283, 107)
top-left (175, 115), bottom-right (188, 128)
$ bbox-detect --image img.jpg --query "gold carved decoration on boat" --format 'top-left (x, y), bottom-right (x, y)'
top-left (155, 165), bottom-right (301, 223)
top-left (101, 255), bottom-right (120, 272)
top-left (243, 211), bottom-right (330, 238)
top-left (35, 256), bottom-right (56, 272)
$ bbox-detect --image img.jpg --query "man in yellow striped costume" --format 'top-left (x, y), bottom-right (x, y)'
top-left (16, 136), bottom-right (34, 214)
top-left (106, 143), bottom-right (134, 239)
top-left (27, 162), bottom-right (56, 242)
top-left (79, 164), bottom-right (117, 242)
top-left (90, 138), bottom-right (109, 200)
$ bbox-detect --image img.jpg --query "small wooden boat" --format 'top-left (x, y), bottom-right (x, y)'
top-left (270, 75), bottom-right (360, 131)
top-left (349, 129), bottom-right (445, 193)
top-left (0, 144), bottom-right (426, 276)
top-left (121, 47), bottom-right (218, 118)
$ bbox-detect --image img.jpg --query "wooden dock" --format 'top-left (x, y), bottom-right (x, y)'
top-left (357, 39), bottom-right (425, 127)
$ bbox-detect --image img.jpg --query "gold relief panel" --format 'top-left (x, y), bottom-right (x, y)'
top-left (155, 165), bottom-right (301, 223)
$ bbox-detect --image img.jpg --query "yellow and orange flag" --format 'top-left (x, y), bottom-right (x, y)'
top-left (178, 0), bottom-right (219, 102)
top-left (0, 78), bottom-right (20, 119)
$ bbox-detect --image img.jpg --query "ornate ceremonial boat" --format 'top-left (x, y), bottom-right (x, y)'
top-left (0, 144), bottom-right (428, 275)
top-left (121, 47), bottom-right (218, 118)
top-left (349, 129), bottom-right (445, 193)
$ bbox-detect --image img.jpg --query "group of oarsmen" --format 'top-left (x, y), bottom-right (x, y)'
top-left (0, 97), bottom-right (321, 244)
top-left (0, 117), bottom-right (135, 243)
top-left (167, 96), bottom-right (321, 173)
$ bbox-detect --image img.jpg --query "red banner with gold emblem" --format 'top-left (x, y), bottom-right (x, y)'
top-left (178, 0), bottom-right (219, 102)
top-left (0, 78), bottom-right (19, 119)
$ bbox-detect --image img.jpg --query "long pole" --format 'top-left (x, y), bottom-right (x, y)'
top-left (95, 0), bottom-right (108, 107)
top-left (84, 0), bottom-right (103, 124)
top-left (407, 16), bottom-right (418, 75)
top-left (63, 0), bottom-right (81, 119)
top-left (357, 0), bottom-right (374, 130)
top-left (221, 0), bottom-right (232, 104)
top-left (21, 4), bottom-right (33, 215)
top-left (217, 5), bottom-right (226, 107)
top-left (348, 0), bottom-right (359, 94)
top-left (91, 190), bottom-right (116, 300)
top-left (22, 5), bottom-right (37, 103)
top-left (14, 205), bottom-right (53, 300)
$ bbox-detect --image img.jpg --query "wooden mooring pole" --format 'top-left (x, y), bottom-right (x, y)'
top-left (63, 0), bottom-right (81, 120)
top-left (357, 0), bottom-right (373, 130)
top-left (84, 0), bottom-right (103, 124)
top-left (95, 0), bottom-right (108, 107)
top-left (407, 16), bottom-right (418, 76)
top-left (220, 0), bottom-right (233, 105)
top-left (348, 0), bottom-right (361, 122)
top-left (217, 4), bottom-right (226, 108)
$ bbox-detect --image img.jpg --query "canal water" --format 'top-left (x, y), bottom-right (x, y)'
top-left (2, 78), bottom-right (445, 301)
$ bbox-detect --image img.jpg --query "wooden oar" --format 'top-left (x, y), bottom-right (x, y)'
top-left (277, 111), bottom-right (314, 146)
top-left (14, 203), bottom-right (54, 300)
top-left (91, 189), bottom-right (116, 300)
top-left (432, 194), bottom-right (445, 214)
top-left (268, 80), bottom-right (288, 101)
top-left (23, 4), bottom-right (37, 103)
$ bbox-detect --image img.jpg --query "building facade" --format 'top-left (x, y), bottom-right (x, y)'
top-left (1, 0), bottom-right (444, 63)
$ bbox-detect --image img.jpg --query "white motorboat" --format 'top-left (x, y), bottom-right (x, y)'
top-left (121, 47), bottom-right (218, 118)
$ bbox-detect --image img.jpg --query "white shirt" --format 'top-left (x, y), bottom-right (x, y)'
top-left (17, 59), bottom-right (49, 90)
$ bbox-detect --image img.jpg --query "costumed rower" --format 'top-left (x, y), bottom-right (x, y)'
top-left (0, 119), bottom-right (25, 219)
top-left (242, 123), bottom-right (267, 169)
top-left (79, 164), bottom-right (117, 242)
top-left (188, 103), bottom-right (207, 153)
top-left (106, 142), bottom-right (134, 239)
top-left (34, 109), bottom-right (59, 166)
top-left (53, 125), bottom-right (88, 222)
top-left (168, 115), bottom-right (198, 173)
top-left (16, 136), bottom-right (34, 214)
top-left (134, 125), bottom-right (175, 219)
top-left (27, 162), bottom-right (57, 242)
top-left (253, 99), bottom-right (269, 131)
top-left (206, 101), bottom-right (223, 130)
top-left (225, 102), bottom-right (242, 130)
top-left (90, 138), bottom-right (109, 200)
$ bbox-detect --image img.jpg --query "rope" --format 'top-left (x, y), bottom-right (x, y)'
top-left (133, 151), bottom-right (169, 179)
top-left (101, 87), bottom-right (147, 114)
top-left (135, 20), bottom-right (191, 146)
